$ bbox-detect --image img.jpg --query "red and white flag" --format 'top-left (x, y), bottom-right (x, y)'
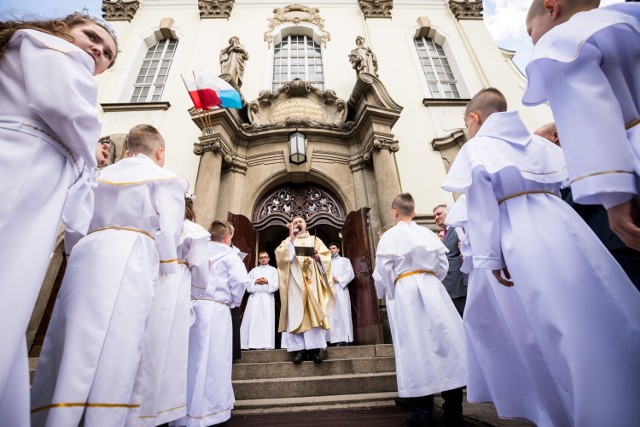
top-left (181, 74), bottom-right (203, 109)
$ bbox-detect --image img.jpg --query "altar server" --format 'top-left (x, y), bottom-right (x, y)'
top-left (0, 13), bottom-right (116, 425)
top-left (31, 124), bottom-right (187, 427)
top-left (241, 251), bottom-right (279, 350)
top-left (373, 193), bottom-right (466, 427)
top-left (523, 0), bottom-right (640, 251)
top-left (177, 220), bottom-right (249, 427)
top-left (326, 243), bottom-right (355, 346)
top-left (443, 87), bottom-right (640, 427)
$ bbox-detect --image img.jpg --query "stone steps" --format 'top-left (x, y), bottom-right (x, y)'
top-left (237, 344), bottom-right (394, 364)
top-left (233, 356), bottom-right (396, 380)
top-left (234, 372), bottom-right (397, 400)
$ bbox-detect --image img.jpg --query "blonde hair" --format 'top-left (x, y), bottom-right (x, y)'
top-left (126, 124), bottom-right (165, 157)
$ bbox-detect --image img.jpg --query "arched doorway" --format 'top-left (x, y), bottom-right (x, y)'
top-left (228, 182), bottom-right (382, 347)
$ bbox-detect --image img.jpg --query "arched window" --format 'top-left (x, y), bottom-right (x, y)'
top-left (273, 34), bottom-right (324, 91)
top-left (130, 38), bottom-right (178, 103)
top-left (414, 37), bottom-right (460, 99)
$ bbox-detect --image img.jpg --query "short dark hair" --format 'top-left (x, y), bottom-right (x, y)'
top-left (126, 124), bottom-right (165, 157)
top-left (392, 193), bottom-right (415, 217)
top-left (209, 220), bottom-right (231, 242)
top-left (184, 197), bottom-right (195, 222)
top-left (465, 87), bottom-right (507, 118)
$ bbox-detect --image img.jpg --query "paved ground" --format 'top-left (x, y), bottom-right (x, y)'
top-left (223, 397), bottom-right (534, 427)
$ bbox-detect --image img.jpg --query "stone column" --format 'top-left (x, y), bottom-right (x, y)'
top-left (370, 137), bottom-right (401, 226)
top-left (193, 135), bottom-right (225, 228)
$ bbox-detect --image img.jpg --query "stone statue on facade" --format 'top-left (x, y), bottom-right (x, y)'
top-left (348, 36), bottom-right (378, 77)
top-left (219, 36), bottom-right (249, 89)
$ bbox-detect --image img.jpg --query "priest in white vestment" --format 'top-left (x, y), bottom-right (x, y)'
top-left (275, 217), bottom-right (334, 364)
top-left (442, 88), bottom-right (640, 427)
top-left (523, 1), bottom-right (640, 251)
top-left (373, 193), bottom-right (466, 427)
top-left (325, 243), bottom-right (355, 346)
top-left (31, 125), bottom-right (187, 427)
top-left (0, 27), bottom-right (116, 426)
top-left (241, 251), bottom-right (279, 349)
top-left (176, 220), bottom-right (249, 427)
top-left (129, 196), bottom-right (211, 426)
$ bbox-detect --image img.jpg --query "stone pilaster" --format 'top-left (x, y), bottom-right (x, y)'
top-left (448, 0), bottom-right (484, 20)
top-left (198, 0), bottom-right (235, 19)
top-left (101, 0), bottom-right (139, 21)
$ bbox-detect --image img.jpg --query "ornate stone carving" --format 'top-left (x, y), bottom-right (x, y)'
top-left (264, 4), bottom-right (330, 47)
top-left (431, 129), bottom-right (467, 172)
top-left (253, 185), bottom-right (346, 229)
top-left (102, 0), bottom-right (139, 21)
top-left (351, 133), bottom-right (399, 169)
top-left (243, 78), bottom-right (352, 130)
top-left (358, 0), bottom-right (393, 18)
top-left (448, 0), bottom-right (484, 20)
top-left (193, 134), bottom-right (247, 172)
top-left (349, 36), bottom-right (379, 77)
top-left (219, 36), bottom-right (248, 89)
top-left (199, 0), bottom-right (235, 19)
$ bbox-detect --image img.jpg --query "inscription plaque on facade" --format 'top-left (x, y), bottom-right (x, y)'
top-left (244, 78), bottom-right (351, 129)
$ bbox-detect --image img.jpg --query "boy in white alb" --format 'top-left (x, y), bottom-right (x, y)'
top-left (523, 0), bottom-right (640, 251)
top-left (442, 88), bottom-right (640, 426)
top-left (31, 124), bottom-right (187, 427)
top-left (326, 243), bottom-right (355, 346)
top-left (241, 251), bottom-right (279, 350)
top-left (373, 193), bottom-right (465, 427)
top-left (177, 221), bottom-right (249, 427)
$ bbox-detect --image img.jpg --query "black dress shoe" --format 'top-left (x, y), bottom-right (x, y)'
top-left (310, 349), bottom-right (323, 363)
top-left (395, 397), bottom-right (414, 410)
top-left (292, 350), bottom-right (304, 364)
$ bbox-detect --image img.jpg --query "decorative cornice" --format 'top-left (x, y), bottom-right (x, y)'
top-left (101, 0), bottom-right (139, 21)
top-left (198, 0), bottom-right (235, 19)
top-left (358, 0), bottom-right (393, 19)
top-left (193, 134), bottom-right (247, 173)
top-left (431, 129), bottom-right (466, 151)
top-left (351, 132), bottom-right (399, 169)
top-left (448, 0), bottom-right (484, 20)
top-left (100, 102), bottom-right (170, 112)
top-left (264, 4), bottom-right (330, 47)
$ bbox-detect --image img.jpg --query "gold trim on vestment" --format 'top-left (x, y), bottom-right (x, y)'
top-left (31, 402), bottom-right (139, 413)
top-left (394, 269), bottom-right (436, 285)
top-left (23, 123), bottom-right (81, 175)
top-left (160, 258), bottom-right (178, 264)
top-left (191, 297), bottom-right (226, 305)
top-left (89, 226), bottom-right (155, 240)
top-left (178, 261), bottom-right (189, 266)
top-left (97, 176), bottom-right (178, 186)
top-left (498, 190), bottom-right (556, 204)
top-left (191, 284), bottom-right (207, 290)
top-left (570, 170), bottom-right (635, 185)
top-left (626, 118), bottom-right (640, 130)
top-left (138, 404), bottom-right (186, 419)
top-left (186, 405), bottom-right (234, 419)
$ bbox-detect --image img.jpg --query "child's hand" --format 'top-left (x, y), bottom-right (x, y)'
top-left (95, 142), bottom-right (110, 167)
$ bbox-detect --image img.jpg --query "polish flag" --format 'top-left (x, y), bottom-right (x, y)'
top-left (193, 70), bottom-right (243, 109)
top-left (180, 75), bottom-right (203, 109)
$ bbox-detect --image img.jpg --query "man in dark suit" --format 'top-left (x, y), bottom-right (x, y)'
top-left (434, 204), bottom-right (468, 317)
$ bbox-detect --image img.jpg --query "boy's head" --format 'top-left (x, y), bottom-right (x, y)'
top-left (328, 243), bottom-right (340, 256)
top-left (391, 193), bottom-right (416, 223)
top-left (209, 220), bottom-right (233, 245)
top-left (534, 122), bottom-right (560, 147)
top-left (125, 124), bottom-right (166, 166)
top-left (464, 87), bottom-right (507, 138)
top-left (526, 0), bottom-right (600, 45)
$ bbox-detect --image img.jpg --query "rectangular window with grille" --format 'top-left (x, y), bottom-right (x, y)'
top-left (414, 37), bottom-right (460, 99)
top-left (272, 35), bottom-right (324, 91)
top-left (131, 39), bottom-right (178, 103)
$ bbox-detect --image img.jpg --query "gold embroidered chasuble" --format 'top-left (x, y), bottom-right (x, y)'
top-left (275, 233), bottom-right (335, 334)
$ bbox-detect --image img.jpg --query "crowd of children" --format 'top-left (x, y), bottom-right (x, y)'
top-left (1, 1), bottom-right (639, 426)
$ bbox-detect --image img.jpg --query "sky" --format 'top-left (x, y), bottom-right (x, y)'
top-left (0, 0), bottom-right (627, 71)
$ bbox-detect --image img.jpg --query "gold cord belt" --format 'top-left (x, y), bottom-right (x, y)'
top-left (88, 226), bottom-right (155, 240)
top-left (626, 117), bottom-right (640, 130)
top-left (178, 261), bottom-right (189, 266)
top-left (394, 269), bottom-right (435, 285)
top-left (498, 190), bottom-right (555, 205)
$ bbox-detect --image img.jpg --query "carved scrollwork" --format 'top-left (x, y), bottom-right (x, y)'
top-left (358, 0), bottom-right (393, 19)
top-left (253, 184), bottom-right (346, 229)
top-left (102, 0), bottom-right (139, 21)
top-left (193, 135), bottom-right (224, 156)
top-left (199, 0), bottom-right (235, 19)
top-left (264, 4), bottom-right (331, 47)
top-left (448, 0), bottom-right (484, 20)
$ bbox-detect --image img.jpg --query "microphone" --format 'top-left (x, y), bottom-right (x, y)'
top-left (293, 225), bottom-right (302, 236)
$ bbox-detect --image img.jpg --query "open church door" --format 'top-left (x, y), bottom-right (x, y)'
top-left (227, 212), bottom-right (257, 270)
top-left (341, 207), bottom-right (382, 344)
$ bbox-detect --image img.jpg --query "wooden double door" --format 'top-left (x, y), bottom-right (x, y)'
top-left (228, 207), bottom-right (382, 345)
